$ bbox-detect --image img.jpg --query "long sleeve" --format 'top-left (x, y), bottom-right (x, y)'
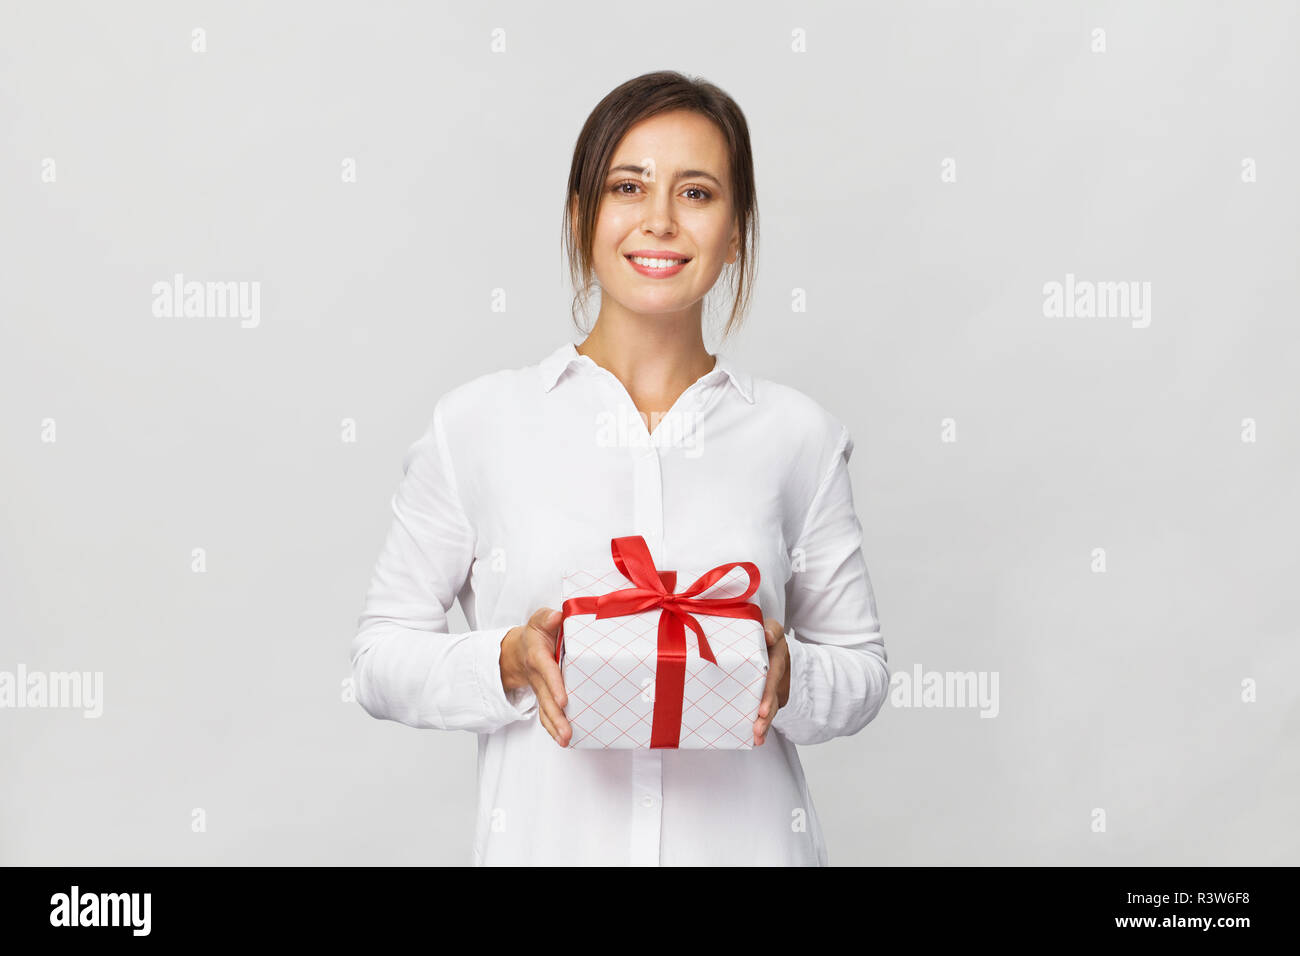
top-left (350, 399), bottom-right (539, 734)
top-left (770, 423), bottom-right (890, 745)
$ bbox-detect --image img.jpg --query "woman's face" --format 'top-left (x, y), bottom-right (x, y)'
top-left (586, 110), bottom-right (739, 320)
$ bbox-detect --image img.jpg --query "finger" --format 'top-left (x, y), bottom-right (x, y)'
top-left (537, 652), bottom-right (569, 712)
top-left (756, 642), bottom-right (781, 719)
top-left (754, 622), bottom-right (785, 746)
top-left (754, 663), bottom-right (779, 743)
top-left (525, 634), bottom-right (572, 745)
top-left (754, 686), bottom-right (777, 745)
top-left (525, 608), bottom-right (562, 671)
top-left (531, 609), bottom-right (570, 706)
top-left (524, 626), bottom-right (569, 708)
top-left (537, 697), bottom-right (559, 744)
top-left (540, 660), bottom-right (572, 741)
top-left (530, 675), bottom-right (569, 747)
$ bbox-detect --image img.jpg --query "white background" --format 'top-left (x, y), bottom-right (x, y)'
top-left (1, 0), bottom-right (1296, 864)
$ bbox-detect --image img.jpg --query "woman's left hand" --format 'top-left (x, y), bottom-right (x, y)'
top-left (753, 618), bottom-right (791, 747)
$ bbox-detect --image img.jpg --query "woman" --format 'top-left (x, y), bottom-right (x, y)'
top-left (351, 71), bottom-right (889, 865)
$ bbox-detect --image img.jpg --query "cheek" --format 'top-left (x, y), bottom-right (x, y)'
top-left (594, 205), bottom-right (637, 239)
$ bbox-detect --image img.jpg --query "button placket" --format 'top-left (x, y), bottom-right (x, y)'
top-left (630, 428), bottom-right (664, 865)
top-left (581, 359), bottom-right (722, 866)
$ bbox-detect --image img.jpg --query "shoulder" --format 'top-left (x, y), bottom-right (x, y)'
top-left (426, 358), bottom-right (541, 435)
top-left (748, 375), bottom-right (853, 464)
top-left (739, 373), bottom-right (858, 545)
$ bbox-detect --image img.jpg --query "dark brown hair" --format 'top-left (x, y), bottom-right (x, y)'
top-left (562, 71), bottom-right (759, 343)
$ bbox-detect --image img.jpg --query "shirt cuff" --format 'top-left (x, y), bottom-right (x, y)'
top-left (769, 630), bottom-right (812, 738)
top-left (473, 625), bottom-right (540, 725)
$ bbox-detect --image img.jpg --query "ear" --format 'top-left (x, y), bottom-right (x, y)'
top-left (726, 221), bottom-right (741, 265)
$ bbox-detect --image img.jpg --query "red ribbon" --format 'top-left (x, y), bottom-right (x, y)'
top-left (556, 535), bottom-right (763, 748)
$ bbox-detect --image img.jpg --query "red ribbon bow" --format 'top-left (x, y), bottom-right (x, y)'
top-left (556, 535), bottom-right (764, 748)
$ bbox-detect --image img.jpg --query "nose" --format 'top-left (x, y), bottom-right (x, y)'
top-left (641, 190), bottom-right (676, 236)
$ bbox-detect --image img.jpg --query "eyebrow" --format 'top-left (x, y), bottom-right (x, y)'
top-left (607, 164), bottom-right (723, 189)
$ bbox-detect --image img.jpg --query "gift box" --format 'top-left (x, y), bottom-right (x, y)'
top-left (554, 535), bottom-right (770, 749)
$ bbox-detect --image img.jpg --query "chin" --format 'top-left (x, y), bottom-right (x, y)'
top-left (623, 294), bottom-right (696, 315)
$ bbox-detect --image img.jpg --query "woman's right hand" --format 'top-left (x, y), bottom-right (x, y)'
top-left (500, 608), bottom-right (571, 747)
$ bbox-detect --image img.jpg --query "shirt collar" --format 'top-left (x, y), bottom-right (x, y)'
top-left (538, 341), bottom-right (755, 404)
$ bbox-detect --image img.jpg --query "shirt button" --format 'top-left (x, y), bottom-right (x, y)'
top-left (640, 795), bottom-right (656, 808)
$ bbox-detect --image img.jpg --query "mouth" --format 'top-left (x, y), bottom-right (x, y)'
top-left (624, 253), bottom-right (692, 277)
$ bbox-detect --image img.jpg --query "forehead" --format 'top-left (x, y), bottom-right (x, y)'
top-left (609, 111), bottom-right (729, 166)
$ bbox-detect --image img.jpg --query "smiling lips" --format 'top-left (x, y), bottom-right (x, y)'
top-left (625, 251), bottom-right (691, 278)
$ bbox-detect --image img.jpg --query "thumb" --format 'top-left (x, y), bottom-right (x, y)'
top-left (531, 607), bottom-right (563, 637)
top-left (763, 618), bottom-right (783, 646)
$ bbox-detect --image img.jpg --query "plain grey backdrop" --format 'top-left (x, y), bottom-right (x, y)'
top-left (2, 0), bottom-right (1297, 865)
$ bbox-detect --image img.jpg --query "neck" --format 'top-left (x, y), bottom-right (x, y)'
top-left (575, 305), bottom-right (715, 402)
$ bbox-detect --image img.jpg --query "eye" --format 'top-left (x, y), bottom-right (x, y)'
top-left (608, 180), bottom-right (713, 202)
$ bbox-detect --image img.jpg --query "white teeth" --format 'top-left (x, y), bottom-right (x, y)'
top-left (629, 256), bottom-right (687, 268)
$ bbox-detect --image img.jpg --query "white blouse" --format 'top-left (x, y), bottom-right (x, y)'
top-left (351, 340), bottom-right (890, 865)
